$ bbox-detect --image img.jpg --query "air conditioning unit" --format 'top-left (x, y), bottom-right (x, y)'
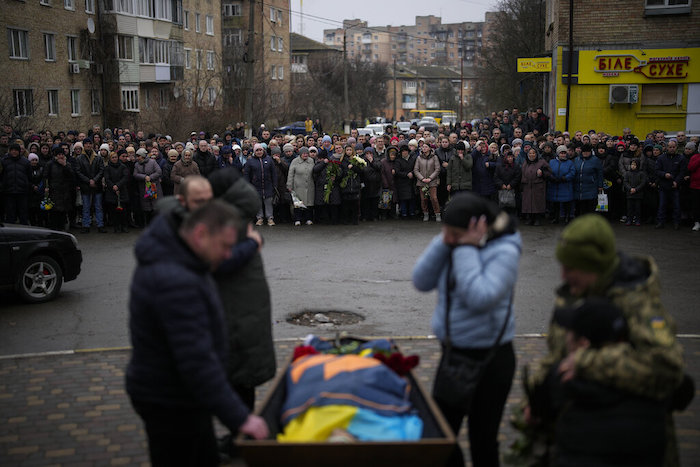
top-left (69, 63), bottom-right (80, 74)
top-left (609, 84), bottom-right (639, 104)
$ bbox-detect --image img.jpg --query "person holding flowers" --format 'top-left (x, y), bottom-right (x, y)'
top-left (340, 144), bottom-right (365, 225)
top-left (313, 144), bottom-right (344, 224)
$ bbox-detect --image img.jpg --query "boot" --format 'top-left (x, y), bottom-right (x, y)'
top-left (435, 213), bottom-right (441, 222)
top-left (423, 212), bottom-right (429, 222)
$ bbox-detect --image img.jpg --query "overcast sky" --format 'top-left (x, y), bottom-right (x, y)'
top-left (289, 0), bottom-right (501, 42)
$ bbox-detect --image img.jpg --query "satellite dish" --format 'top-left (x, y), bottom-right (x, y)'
top-left (87, 18), bottom-right (95, 34)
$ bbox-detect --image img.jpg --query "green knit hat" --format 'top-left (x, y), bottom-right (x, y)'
top-left (555, 214), bottom-right (617, 272)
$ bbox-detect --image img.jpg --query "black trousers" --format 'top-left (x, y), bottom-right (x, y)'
top-left (361, 196), bottom-right (379, 221)
top-left (4, 194), bottom-right (29, 224)
top-left (437, 342), bottom-right (515, 467)
top-left (131, 401), bottom-right (219, 467)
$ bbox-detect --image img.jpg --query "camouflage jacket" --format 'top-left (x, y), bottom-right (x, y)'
top-left (531, 252), bottom-right (684, 401)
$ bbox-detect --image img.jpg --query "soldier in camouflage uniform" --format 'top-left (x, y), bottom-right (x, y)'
top-left (529, 213), bottom-right (684, 466)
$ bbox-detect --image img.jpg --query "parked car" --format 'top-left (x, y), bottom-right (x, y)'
top-left (396, 122), bottom-right (412, 134)
top-left (0, 223), bottom-right (82, 303)
top-left (273, 121), bottom-right (307, 135)
top-left (357, 128), bottom-right (376, 137)
top-left (364, 124), bottom-right (386, 136)
top-left (417, 118), bottom-right (439, 133)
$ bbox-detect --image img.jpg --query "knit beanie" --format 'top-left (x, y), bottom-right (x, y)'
top-left (322, 135), bottom-right (332, 144)
top-left (555, 214), bottom-right (617, 273)
top-left (283, 143), bottom-right (294, 152)
top-left (99, 143), bottom-right (110, 152)
top-left (28, 153), bottom-right (39, 162)
top-left (135, 148), bottom-right (148, 158)
top-left (686, 142), bottom-right (697, 152)
top-left (556, 145), bottom-right (568, 154)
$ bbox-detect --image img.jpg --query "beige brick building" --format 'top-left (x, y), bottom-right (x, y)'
top-left (221, 0), bottom-right (290, 126)
top-left (1, 0), bottom-right (104, 133)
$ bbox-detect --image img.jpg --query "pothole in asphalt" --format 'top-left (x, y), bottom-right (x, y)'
top-left (286, 310), bottom-right (365, 328)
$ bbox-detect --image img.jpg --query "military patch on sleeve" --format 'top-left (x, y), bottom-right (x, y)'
top-left (650, 317), bottom-right (667, 330)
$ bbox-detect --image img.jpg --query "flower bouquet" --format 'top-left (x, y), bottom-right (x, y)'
top-left (40, 196), bottom-right (54, 211)
top-left (144, 181), bottom-right (157, 200)
top-left (323, 160), bottom-right (342, 203)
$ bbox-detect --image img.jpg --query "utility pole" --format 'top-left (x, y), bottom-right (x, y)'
top-left (343, 29), bottom-right (349, 124)
top-left (393, 59), bottom-right (397, 123)
top-left (244, 0), bottom-right (255, 137)
top-left (459, 54), bottom-right (464, 122)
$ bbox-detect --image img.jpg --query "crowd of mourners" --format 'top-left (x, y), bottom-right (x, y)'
top-left (1, 108), bottom-right (700, 233)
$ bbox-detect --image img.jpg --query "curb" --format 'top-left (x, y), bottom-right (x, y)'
top-left (2, 333), bottom-right (699, 361)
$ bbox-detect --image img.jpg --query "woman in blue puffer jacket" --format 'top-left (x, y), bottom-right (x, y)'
top-left (572, 143), bottom-right (604, 217)
top-left (547, 145), bottom-right (575, 224)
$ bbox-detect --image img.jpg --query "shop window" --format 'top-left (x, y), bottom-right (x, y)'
top-left (645, 0), bottom-right (691, 15)
top-left (641, 84), bottom-right (680, 106)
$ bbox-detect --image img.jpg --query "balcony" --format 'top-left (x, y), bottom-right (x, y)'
top-left (402, 102), bottom-right (416, 109)
top-left (402, 85), bottom-right (417, 95)
top-left (291, 63), bottom-right (308, 73)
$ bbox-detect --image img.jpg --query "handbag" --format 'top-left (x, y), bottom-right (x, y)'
top-left (596, 193), bottom-right (609, 212)
top-left (432, 250), bottom-right (514, 413)
top-left (498, 189), bottom-right (516, 208)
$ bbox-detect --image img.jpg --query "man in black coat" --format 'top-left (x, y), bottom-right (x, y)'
top-left (127, 200), bottom-right (268, 466)
top-left (1, 143), bottom-right (31, 224)
top-left (193, 140), bottom-right (218, 178)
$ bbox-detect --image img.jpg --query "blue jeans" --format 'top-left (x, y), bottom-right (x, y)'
top-left (657, 189), bottom-right (680, 225)
top-left (82, 192), bottom-right (104, 227)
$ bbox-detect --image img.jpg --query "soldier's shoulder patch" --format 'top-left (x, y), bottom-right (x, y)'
top-left (650, 317), bottom-right (667, 330)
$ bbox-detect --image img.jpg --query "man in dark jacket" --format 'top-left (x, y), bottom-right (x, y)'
top-left (193, 140), bottom-right (218, 178)
top-left (435, 136), bottom-right (455, 208)
top-left (655, 139), bottom-right (686, 229)
top-left (1, 143), bottom-right (31, 224)
top-left (74, 140), bottom-right (106, 233)
top-left (127, 199), bottom-right (268, 467)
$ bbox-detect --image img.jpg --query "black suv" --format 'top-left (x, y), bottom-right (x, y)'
top-left (0, 223), bottom-right (82, 303)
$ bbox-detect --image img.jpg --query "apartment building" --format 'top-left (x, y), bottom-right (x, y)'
top-left (220, 0), bottom-right (290, 124)
top-left (323, 15), bottom-right (485, 68)
top-left (1, 0), bottom-right (103, 132)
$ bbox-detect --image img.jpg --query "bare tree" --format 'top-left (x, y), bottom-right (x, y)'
top-left (476, 0), bottom-right (546, 112)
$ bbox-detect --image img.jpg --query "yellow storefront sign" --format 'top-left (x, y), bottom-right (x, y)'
top-left (578, 48), bottom-right (700, 84)
top-left (517, 57), bottom-right (552, 72)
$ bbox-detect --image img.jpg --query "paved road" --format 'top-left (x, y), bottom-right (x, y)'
top-left (1, 218), bottom-right (699, 355)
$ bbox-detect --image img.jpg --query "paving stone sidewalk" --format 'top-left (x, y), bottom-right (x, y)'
top-left (1, 337), bottom-right (698, 466)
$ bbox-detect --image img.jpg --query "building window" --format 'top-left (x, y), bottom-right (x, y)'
top-left (223, 28), bottom-right (242, 46)
top-left (206, 15), bottom-right (214, 35)
top-left (67, 36), bottom-right (78, 61)
top-left (207, 87), bottom-right (216, 106)
top-left (195, 12), bottom-right (200, 33)
top-left (278, 37), bottom-right (283, 52)
top-left (271, 65), bottom-right (276, 80)
top-left (196, 49), bottom-right (202, 69)
top-left (270, 7), bottom-right (282, 23)
top-left (44, 33), bottom-right (56, 61)
top-left (185, 88), bottom-right (193, 107)
top-left (223, 2), bottom-right (241, 16)
top-left (206, 50), bottom-right (214, 70)
top-left (139, 38), bottom-right (170, 64)
top-left (184, 48), bottom-right (191, 68)
top-left (154, 0), bottom-right (171, 20)
top-left (13, 89), bottom-right (33, 117)
top-left (47, 90), bottom-right (59, 115)
top-left (645, 0), bottom-right (691, 14)
top-left (159, 88), bottom-right (168, 108)
top-left (136, 0), bottom-right (154, 17)
top-left (64, 0), bottom-right (74, 9)
top-left (116, 35), bottom-right (133, 60)
top-left (184, 10), bottom-right (189, 29)
top-left (40, 0), bottom-right (51, 5)
top-left (8, 29), bottom-right (29, 59)
top-left (270, 36), bottom-right (276, 51)
top-left (144, 88), bottom-right (151, 108)
top-left (85, 0), bottom-right (94, 13)
top-left (121, 86), bottom-right (139, 111)
top-left (70, 89), bottom-right (80, 116)
top-left (114, 0), bottom-right (134, 13)
top-left (197, 87), bottom-right (203, 105)
top-left (277, 65), bottom-right (283, 80)
top-left (172, 0), bottom-right (182, 24)
top-left (91, 89), bottom-right (100, 114)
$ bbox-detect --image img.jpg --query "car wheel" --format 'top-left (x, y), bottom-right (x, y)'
top-left (15, 255), bottom-right (63, 303)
